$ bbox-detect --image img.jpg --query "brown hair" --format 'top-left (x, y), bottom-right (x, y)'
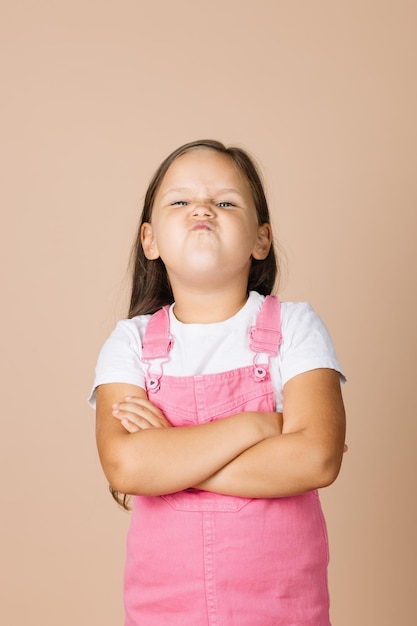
top-left (128, 139), bottom-right (279, 317)
top-left (111, 139), bottom-right (279, 508)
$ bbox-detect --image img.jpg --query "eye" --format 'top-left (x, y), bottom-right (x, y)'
top-left (217, 201), bottom-right (234, 208)
top-left (171, 200), bottom-right (188, 207)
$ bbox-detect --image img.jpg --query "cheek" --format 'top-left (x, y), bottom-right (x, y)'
top-left (150, 222), bottom-right (180, 257)
top-left (243, 220), bottom-right (260, 244)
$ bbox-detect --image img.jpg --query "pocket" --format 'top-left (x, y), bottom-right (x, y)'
top-left (311, 490), bottom-right (330, 563)
top-left (161, 489), bottom-right (252, 512)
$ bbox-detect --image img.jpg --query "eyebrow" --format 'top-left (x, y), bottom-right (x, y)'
top-left (160, 187), bottom-right (245, 199)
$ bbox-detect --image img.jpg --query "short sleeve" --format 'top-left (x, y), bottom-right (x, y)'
top-left (88, 317), bottom-right (150, 409)
top-left (279, 302), bottom-right (346, 386)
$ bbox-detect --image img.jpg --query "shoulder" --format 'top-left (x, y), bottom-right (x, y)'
top-left (249, 294), bottom-right (321, 331)
top-left (278, 300), bottom-right (346, 384)
top-left (96, 313), bottom-right (154, 377)
top-left (281, 301), bottom-right (325, 335)
top-left (88, 314), bottom-right (153, 408)
top-left (104, 314), bottom-right (153, 349)
top-left (246, 294), bottom-right (324, 340)
top-left (280, 300), bottom-right (334, 348)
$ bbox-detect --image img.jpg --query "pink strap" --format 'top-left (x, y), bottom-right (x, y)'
top-left (142, 296), bottom-right (282, 360)
top-left (249, 296), bottom-right (282, 355)
top-left (141, 305), bottom-right (173, 360)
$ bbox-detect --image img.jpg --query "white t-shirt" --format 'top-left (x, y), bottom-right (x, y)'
top-left (89, 291), bottom-right (345, 412)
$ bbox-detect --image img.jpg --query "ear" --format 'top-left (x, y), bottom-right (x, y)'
top-left (141, 222), bottom-right (160, 260)
top-left (252, 223), bottom-right (272, 260)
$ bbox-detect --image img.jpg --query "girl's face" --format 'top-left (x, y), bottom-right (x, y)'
top-left (141, 149), bottom-right (272, 291)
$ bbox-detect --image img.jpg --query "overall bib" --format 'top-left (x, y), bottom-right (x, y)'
top-left (124, 297), bottom-right (330, 626)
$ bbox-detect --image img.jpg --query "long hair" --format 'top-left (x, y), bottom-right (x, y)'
top-left (128, 139), bottom-right (279, 318)
top-left (111, 139), bottom-right (279, 508)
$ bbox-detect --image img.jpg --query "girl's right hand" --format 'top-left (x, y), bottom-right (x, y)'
top-left (115, 406), bottom-right (283, 437)
top-left (112, 396), bottom-right (172, 433)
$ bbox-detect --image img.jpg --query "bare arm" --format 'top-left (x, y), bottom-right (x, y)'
top-left (95, 383), bottom-right (281, 496)
top-left (195, 368), bottom-right (346, 497)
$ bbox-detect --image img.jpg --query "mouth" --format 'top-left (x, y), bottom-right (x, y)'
top-left (190, 221), bottom-right (214, 232)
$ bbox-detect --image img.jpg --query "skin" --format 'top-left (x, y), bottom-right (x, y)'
top-left (140, 149), bottom-right (273, 323)
top-left (95, 149), bottom-right (346, 498)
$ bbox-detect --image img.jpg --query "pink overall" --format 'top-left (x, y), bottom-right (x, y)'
top-left (124, 297), bottom-right (330, 625)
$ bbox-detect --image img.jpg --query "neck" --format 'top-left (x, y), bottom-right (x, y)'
top-left (171, 284), bottom-right (250, 324)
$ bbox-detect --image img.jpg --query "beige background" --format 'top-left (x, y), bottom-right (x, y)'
top-left (1, 1), bottom-right (416, 624)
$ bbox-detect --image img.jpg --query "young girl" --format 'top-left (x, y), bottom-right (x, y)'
top-left (90, 139), bottom-right (346, 626)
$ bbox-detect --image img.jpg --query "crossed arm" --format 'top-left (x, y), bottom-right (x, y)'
top-left (95, 368), bottom-right (346, 499)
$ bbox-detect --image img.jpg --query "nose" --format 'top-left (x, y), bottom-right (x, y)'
top-left (192, 200), bottom-right (215, 218)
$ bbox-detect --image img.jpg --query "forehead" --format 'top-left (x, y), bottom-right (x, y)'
top-left (158, 149), bottom-right (252, 194)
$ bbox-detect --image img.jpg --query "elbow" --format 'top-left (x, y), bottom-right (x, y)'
top-left (107, 471), bottom-right (134, 496)
top-left (97, 430), bottom-right (150, 495)
top-left (315, 448), bottom-right (344, 488)
top-left (99, 448), bottom-right (141, 495)
top-left (318, 462), bottom-right (341, 488)
top-left (100, 457), bottom-right (131, 495)
top-left (101, 452), bottom-right (160, 496)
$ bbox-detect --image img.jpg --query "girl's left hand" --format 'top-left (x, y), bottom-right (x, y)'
top-left (112, 396), bottom-right (172, 433)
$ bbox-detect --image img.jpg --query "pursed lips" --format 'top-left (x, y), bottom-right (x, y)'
top-left (190, 221), bottom-right (214, 231)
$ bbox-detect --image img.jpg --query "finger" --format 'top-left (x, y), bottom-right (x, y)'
top-left (112, 403), bottom-right (150, 427)
top-left (112, 401), bottom-right (167, 430)
top-left (115, 404), bottom-right (168, 428)
top-left (113, 409), bottom-right (154, 430)
top-left (124, 396), bottom-right (169, 424)
top-left (121, 418), bottom-right (140, 433)
top-left (116, 399), bottom-right (171, 428)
